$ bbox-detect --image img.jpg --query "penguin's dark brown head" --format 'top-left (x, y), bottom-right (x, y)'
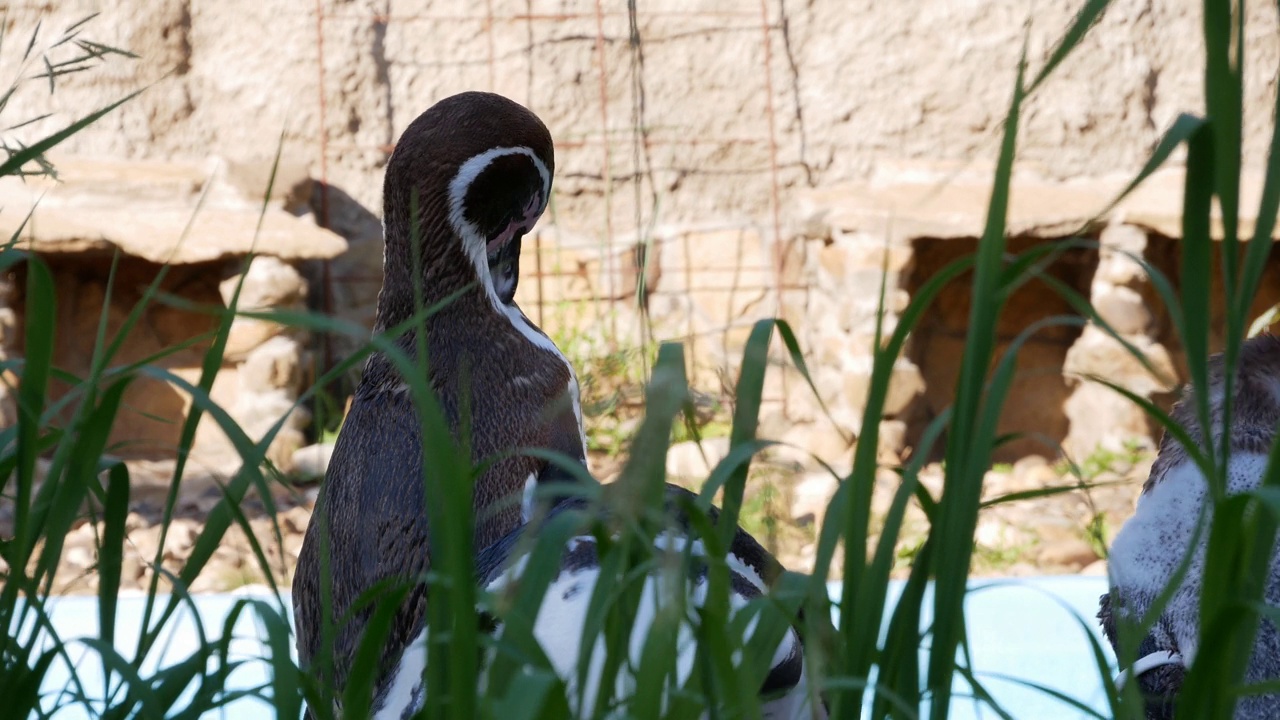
top-left (378, 91), bottom-right (554, 328)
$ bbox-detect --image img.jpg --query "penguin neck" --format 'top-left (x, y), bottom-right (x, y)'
top-left (375, 218), bottom-right (496, 333)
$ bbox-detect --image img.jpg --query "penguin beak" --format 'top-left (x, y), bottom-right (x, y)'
top-left (489, 230), bottom-right (523, 305)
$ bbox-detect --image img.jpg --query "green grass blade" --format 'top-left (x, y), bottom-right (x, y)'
top-left (716, 319), bottom-right (773, 552)
top-left (29, 375), bottom-right (132, 593)
top-left (0, 89), bottom-right (141, 178)
top-left (343, 584), bottom-right (412, 717)
top-left (927, 48), bottom-right (1027, 720)
top-left (1027, 0), bottom-right (1112, 95)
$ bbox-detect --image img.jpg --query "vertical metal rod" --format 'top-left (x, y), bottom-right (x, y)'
top-left (592, 0), bottom-right (617, 348)
top-left (757, 0), bottom-right (788, 414)
top-left (314, 0), bottom-right (336, 416)
top-left (314, 1), bottom-right (331, 231)
top-left (485, 0), bottom-right (497, 90)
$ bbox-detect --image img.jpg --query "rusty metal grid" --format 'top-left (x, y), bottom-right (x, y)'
top-left (310, 2), bottom-right (796, 405)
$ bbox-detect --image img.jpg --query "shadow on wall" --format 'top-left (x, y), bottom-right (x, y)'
top-left (298, 181), bottom-right (386, 438)
top-left (902, 235), bottom-right (1101, 463)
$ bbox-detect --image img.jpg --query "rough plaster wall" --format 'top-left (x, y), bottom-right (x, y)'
top-left (4, 1), bottom-right (1279, 235)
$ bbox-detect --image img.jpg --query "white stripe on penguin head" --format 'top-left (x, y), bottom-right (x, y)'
top-left (445, 145), bottom-right (551, 311)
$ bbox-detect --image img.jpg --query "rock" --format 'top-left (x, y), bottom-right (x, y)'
top-left (982, 469), bottom-right (1015, 497)
top-left (917, 463), bottom-right (945, 498)
top-left (1081, 559), bottom-right (1108, 576)
top-left (1092, 284), bottom-right (1153, 336)
top-left (125, 512), bottom-right (150, 532)
top-left (975, 517), bottom-right (1029, 549)
top-left (279, 505), bottom-right (313, 534)
top-left (1005, 562), bottom-right (1040, 577)
top-left (1063, 381), bottom-right (1158, 460)
top-left (665, 437), bottom-right (732, 479)
top-left (1037, 537), bottom-right (1099, 570)
top-left (238, 335), bottom-right (302, 394)
top-left (162, 520), bottom-right (200, 562)
top-left (67, 521), bottom-right (96, 547)
top-left (292, 443), bottom-right (335, 480)
top-left (878, 420), bottom-right (908, 459)
top-left (223, 155), bottom-right (315, 212)
top-left (65, 545), bottom-right (95, 571)
top-left (799, 168), bottom-right (1105, 246)
top-left (757, 409), bottom-right (793, 446)
top-left (1096, 224), bottom-right (1149, 286)
top-left (120, 554), bottom-right (143, 587)
top-left (1011, 454), bottom-right (1049, 477)
top-left (1006, 455), bottom-right (1062, 493)
top-left (220, 257), bottom-right (309, 361)
top-left (283, 533), bottom-right (306, 561)
top-left (127, 525), bottom-right (163, 565)
top-left (219, 255), bottom-right (309, 311)
top-left (620, 239), bottom-right (662, 303)
top-left (791, 472), bottom-right (839, 525)
top-left (778, 422), bottom-right (854, 469)
top-left (1063, 326), bottom-right (1177, 396)
top-left (816, 233), bottom-right (913, 288)
top-left (841, 358), bottom-right (925, 417)
top-left (513, 228), bottom-right (599, 309)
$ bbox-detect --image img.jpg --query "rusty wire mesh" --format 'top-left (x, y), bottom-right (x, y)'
top-left (308, 1), bottom-right (800, 408)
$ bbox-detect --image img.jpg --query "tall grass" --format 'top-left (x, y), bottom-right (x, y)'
top-left (3, 1), bottom-right (1280, 718)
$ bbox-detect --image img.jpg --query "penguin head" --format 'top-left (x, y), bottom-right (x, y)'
top-left (378, 91), bottom-right (554, 325)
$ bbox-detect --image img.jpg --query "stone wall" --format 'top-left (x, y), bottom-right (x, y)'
top-left (0, 154), bottom-right (347, 488)
top-left (6, 1), bottom-right (1280, 231)
top-left (4, 2), bottom-right (1280, 477)
top-left (519, 162), bottom-right (1280, 468)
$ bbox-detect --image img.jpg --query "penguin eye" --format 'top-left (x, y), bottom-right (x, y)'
top-left (460, 155), bottom-right (543, 239)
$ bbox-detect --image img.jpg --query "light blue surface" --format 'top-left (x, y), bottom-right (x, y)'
top-left (893, 576), bottom-right (1115, 719)
top-left (29, 591), bottom-right (292, 719)
top-left (28, 578), bottom-right (1116, 718)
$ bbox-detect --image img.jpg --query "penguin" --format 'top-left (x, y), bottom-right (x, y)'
top-left (294, 91), bottom-right (825, 720)
top-left (1100, 333), bottom-right (1280, 719)
top-left (292, 91), bottom-right (588, 717)
top-left (382, 485), bottom-right (828, 720)
top-left (470, 484), bottom-right (828, 720)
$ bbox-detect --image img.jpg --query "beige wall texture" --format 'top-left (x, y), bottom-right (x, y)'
top-left (6, 1), bottom-right (1278, 234)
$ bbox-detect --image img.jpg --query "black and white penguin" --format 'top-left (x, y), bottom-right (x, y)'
top-left (294, 91), bottom-right (825, 720)
top-left (471, 484), bottom-right (827, 720)
top-left (383, 484), bottom-right (828, 719)
top-left (293, 91), bottom-right (587, 716)
top-left (1100, 333), bottom-right (1280, 718)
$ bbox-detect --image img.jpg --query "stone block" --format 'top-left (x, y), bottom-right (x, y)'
top-left (239, 335), bottom-right (303, 394)
top-left (841, 357), bottom-right (924, 417)
top-left (1063, 380), bottom-right (1156, 460)
top-left (666, 437), bottom-right (732, 479)
top-left (220, 255), bottom-right (308, 311)
top-left (1063, 325), bottom-right (1178, 396)
top-left (878, 419), bottom-right (908, 458)
top-left (292, 443), bottom-right (336, 480)
top-left (1096, 224), bottom-right (1150, 287)
top-left (1092, 283), bottom-right (1153, 336)
top-left (780, 422), bottom-right (855, 468)
top-left (223, 155), bottom-right (315, 213)
top-left (791, 471), bottom-right (839, 526)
